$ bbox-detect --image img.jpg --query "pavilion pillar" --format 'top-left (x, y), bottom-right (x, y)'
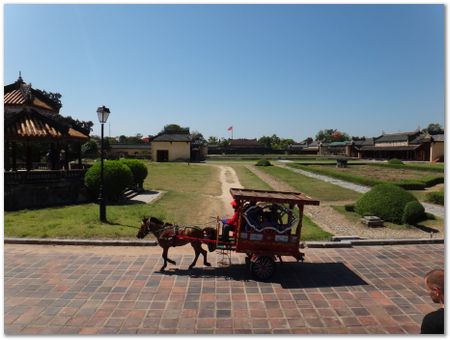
top-left (12, 142), bottom-right (17, 171)
top-left (26, 142), bottom-right (32, 171)
top-left (64, 144), bottom-right (69, 170)
top-left (50, 143), bottom-right (57, 170)
top-left (77, 143), bottom-right (82, 168)
top-left (5, 141), bottom-right (10, 171)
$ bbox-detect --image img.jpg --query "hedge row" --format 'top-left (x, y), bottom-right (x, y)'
top-left (290, 164), bottom-right (443, 190)
top-left (426, 191), bottom-right (444, 206)
top-left (367, 162), bottom-right (444, 173)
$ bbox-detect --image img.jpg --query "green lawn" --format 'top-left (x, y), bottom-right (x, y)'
top-left (289, 163), bottom-right (443, 190)
top-left (228, 164), bottom-right (273, 191)
top-left (259, 166), bottom-right (362, 201)
top-left (332, 205), bottom-right (444, 230)
top-left (301, 215), bottom-right (333, 241)
top-left (5, 162), bottom-right (220, 239)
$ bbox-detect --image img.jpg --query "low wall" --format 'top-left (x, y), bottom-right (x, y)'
top-left (4, 170), bottom-right (89, 211)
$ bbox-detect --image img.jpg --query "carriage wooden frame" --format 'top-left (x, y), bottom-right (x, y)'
top-left (219, 188), bottom-right (320, 280)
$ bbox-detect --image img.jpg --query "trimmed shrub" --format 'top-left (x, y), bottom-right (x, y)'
top-left (388, 158), bottom-right (404, 165)
top-left (344, 204), bottom-right (355, 212)
top-left (402, 201), bottom-right (426, 225)
top-left (421, 176), bottom-right (445, 187)
top-left (84, 160), bottom-right (133, 202)
top-left (256, 159), bottom-right (272, 167)
top-left (426, 191), bottom-right (444, 206)
top-left (395, 180), bottom-right (426, 190)
top-left (355, 184), bottom-right (418, 224)
top-left (120, 159), bottom-right (148, 189)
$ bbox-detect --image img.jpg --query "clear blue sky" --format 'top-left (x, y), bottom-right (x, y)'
top-left (4, 4), bottom-right (444, 141)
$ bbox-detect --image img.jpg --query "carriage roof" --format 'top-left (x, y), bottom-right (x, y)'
top-left (230, 188), bottom-right (319, 206)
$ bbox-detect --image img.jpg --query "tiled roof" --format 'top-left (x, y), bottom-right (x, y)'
top-left (375, 131), bottom-right (420, 143)
top-left (4, 81), bottom-right (57, 111)
top-left (5, 110), bottom-right (88, 141)
top-left (229, 139), bottom-right (263, 147)
top-left (152, 133), bottom-right (191, 142)
top-left (432, 134), bottom-right (445, 142)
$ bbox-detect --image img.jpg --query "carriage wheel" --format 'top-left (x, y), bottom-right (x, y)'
top-left (250, 256), bottom-right (276, 281)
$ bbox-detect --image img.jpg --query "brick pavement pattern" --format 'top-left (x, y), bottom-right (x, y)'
top-left (4, 244), bottom-right (444, 334)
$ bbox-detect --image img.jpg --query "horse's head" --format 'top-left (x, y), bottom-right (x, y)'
top-left (137, 216), bottom-right (165, 239)
top-left (137, 217), bottom-right (150, 239)
top-left (203, 227), bottom-right (217, 252)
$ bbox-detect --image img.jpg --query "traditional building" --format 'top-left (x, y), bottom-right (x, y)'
top-left (4, 74), bottom-right (90, 171)
top-left (151, 132), bottom-right (191, 162)
top-left (356, 130), bottom-right (431, 161)
top-left (109, 144), bottom-right (151, 159)
top-left (4, 74), bottom-right (91, 210)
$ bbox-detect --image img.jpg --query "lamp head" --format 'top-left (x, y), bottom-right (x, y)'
top-left (97, 106), bottom-right (110, 123)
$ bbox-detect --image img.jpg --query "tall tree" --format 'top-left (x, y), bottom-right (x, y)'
top-left (207, 136), bottom-right (219, 144)
top-left (160, 124), bottom-right (189, 134)
top-left (422, 123), bottom-right (444, 135)
top-left (315, 129), bottom-right (350, 142)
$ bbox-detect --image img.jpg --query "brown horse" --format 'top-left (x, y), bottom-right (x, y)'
top-left (137, 217), bottom-right (217, 271)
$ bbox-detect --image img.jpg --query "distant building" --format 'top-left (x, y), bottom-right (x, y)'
top-left (151, 132), bottom-right (191, 162)
top-left (110, 144), bottom-right (151, 159)
top-left (356, 130), bottom-right (428, 161)
top-left (213, 139), bottom-right (270, 154)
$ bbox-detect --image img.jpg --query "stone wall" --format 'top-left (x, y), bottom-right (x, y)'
top-left (4, 170), bottom-right (89, 211)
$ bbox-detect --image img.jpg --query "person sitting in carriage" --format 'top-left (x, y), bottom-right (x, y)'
top-left (220, 200), bottom-right (239, 243)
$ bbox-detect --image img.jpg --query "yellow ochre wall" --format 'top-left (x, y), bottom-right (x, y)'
top-left (430, 141), bottom-right (444, 162)
top-left (152, 141), bottom-right (191, 161)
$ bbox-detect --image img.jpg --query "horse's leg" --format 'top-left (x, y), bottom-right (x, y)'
top-left (201, 244), bottom-right (211, 267)
top-left (188, 242), bottom-right (201, 269)
top-left (160, 247), bottom-right (170, 271)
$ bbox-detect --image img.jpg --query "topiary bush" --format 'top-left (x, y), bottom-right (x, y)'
top-left (426, 191), bottom-right (444, 206)
top-left (402, 201), bottom-right (426, 225)
top-left (388, 158), bottom-right (404, 165)
top-left (344, 204), bottom-right (355, 212)
top-left (256, 159), bottom-right (272, 166)
top-left (120, 159), bottom-right (148, 189)
top-left (355, 184), bottom-right (418, 224)
top-left (84, 160), bottom-right (133, 202)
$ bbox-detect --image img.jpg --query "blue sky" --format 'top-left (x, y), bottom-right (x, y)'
top-left (4, 4), bottom-right (444, 141)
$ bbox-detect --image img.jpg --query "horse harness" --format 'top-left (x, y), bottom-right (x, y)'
top-left (154, 223), bottom-right (201, 246)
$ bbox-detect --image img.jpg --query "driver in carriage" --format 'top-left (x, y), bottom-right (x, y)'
top-left (220, 200), bottom-right (239, 243)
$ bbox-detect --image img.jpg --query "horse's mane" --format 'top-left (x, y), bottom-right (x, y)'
top-left (149, 217), bottom-right (164, 225)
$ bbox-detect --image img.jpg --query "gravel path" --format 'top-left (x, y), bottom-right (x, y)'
top-left (277, 162), bottom-right (445, 219)
top-left (246, 165), bottom-right (441, 239)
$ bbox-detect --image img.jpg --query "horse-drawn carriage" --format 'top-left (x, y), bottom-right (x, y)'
top-left (137, 188), bottom-right (319, 280)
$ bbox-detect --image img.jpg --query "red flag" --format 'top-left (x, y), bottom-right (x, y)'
top-left (227, 126), bottom-right (233, 131)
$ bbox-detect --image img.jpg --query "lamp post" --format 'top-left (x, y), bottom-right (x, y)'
top-left (97, 105), bottom-right (110, 222)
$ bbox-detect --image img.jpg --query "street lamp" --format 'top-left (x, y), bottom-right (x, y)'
top-left (97, 105), bottom-right (110, 222)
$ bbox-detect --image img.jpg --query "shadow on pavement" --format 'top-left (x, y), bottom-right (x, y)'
top-left (156, 262), bottom-right (368, 289)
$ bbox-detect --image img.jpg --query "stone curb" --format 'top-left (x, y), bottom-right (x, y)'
top-left (4, 237), bottom-right (443, 248)
top-left (306, 238), bottom-right (444, 248)
top-left (4, 238), bottom-right (158, 246)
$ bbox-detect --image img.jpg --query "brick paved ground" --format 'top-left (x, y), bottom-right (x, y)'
top-left (4, 243), bottom-right (444, 334)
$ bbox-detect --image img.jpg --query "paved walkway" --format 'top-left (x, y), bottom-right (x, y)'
top-left (277, 163), bottom-right (445, 219)
top-left (5, 243), bottom-right (443, 334)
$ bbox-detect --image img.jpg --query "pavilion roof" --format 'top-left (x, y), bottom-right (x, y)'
top-left (5, 109), bottom-right (89, 142)
top-left (4, 77), bottom-right (60, 112)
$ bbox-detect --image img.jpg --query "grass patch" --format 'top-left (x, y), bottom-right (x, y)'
top-left (289, 163), bottom-right (443, 190)
top-left (301, 215), bottom-right (333, 241)
top-left (332, 205), bottom-right (443, 230)
top-left (229, 164), bottom-right (273, 191)
top-left (5, 162), bottom-right (220, 239)
top-left (260, 166), bottom-right (361, 201)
